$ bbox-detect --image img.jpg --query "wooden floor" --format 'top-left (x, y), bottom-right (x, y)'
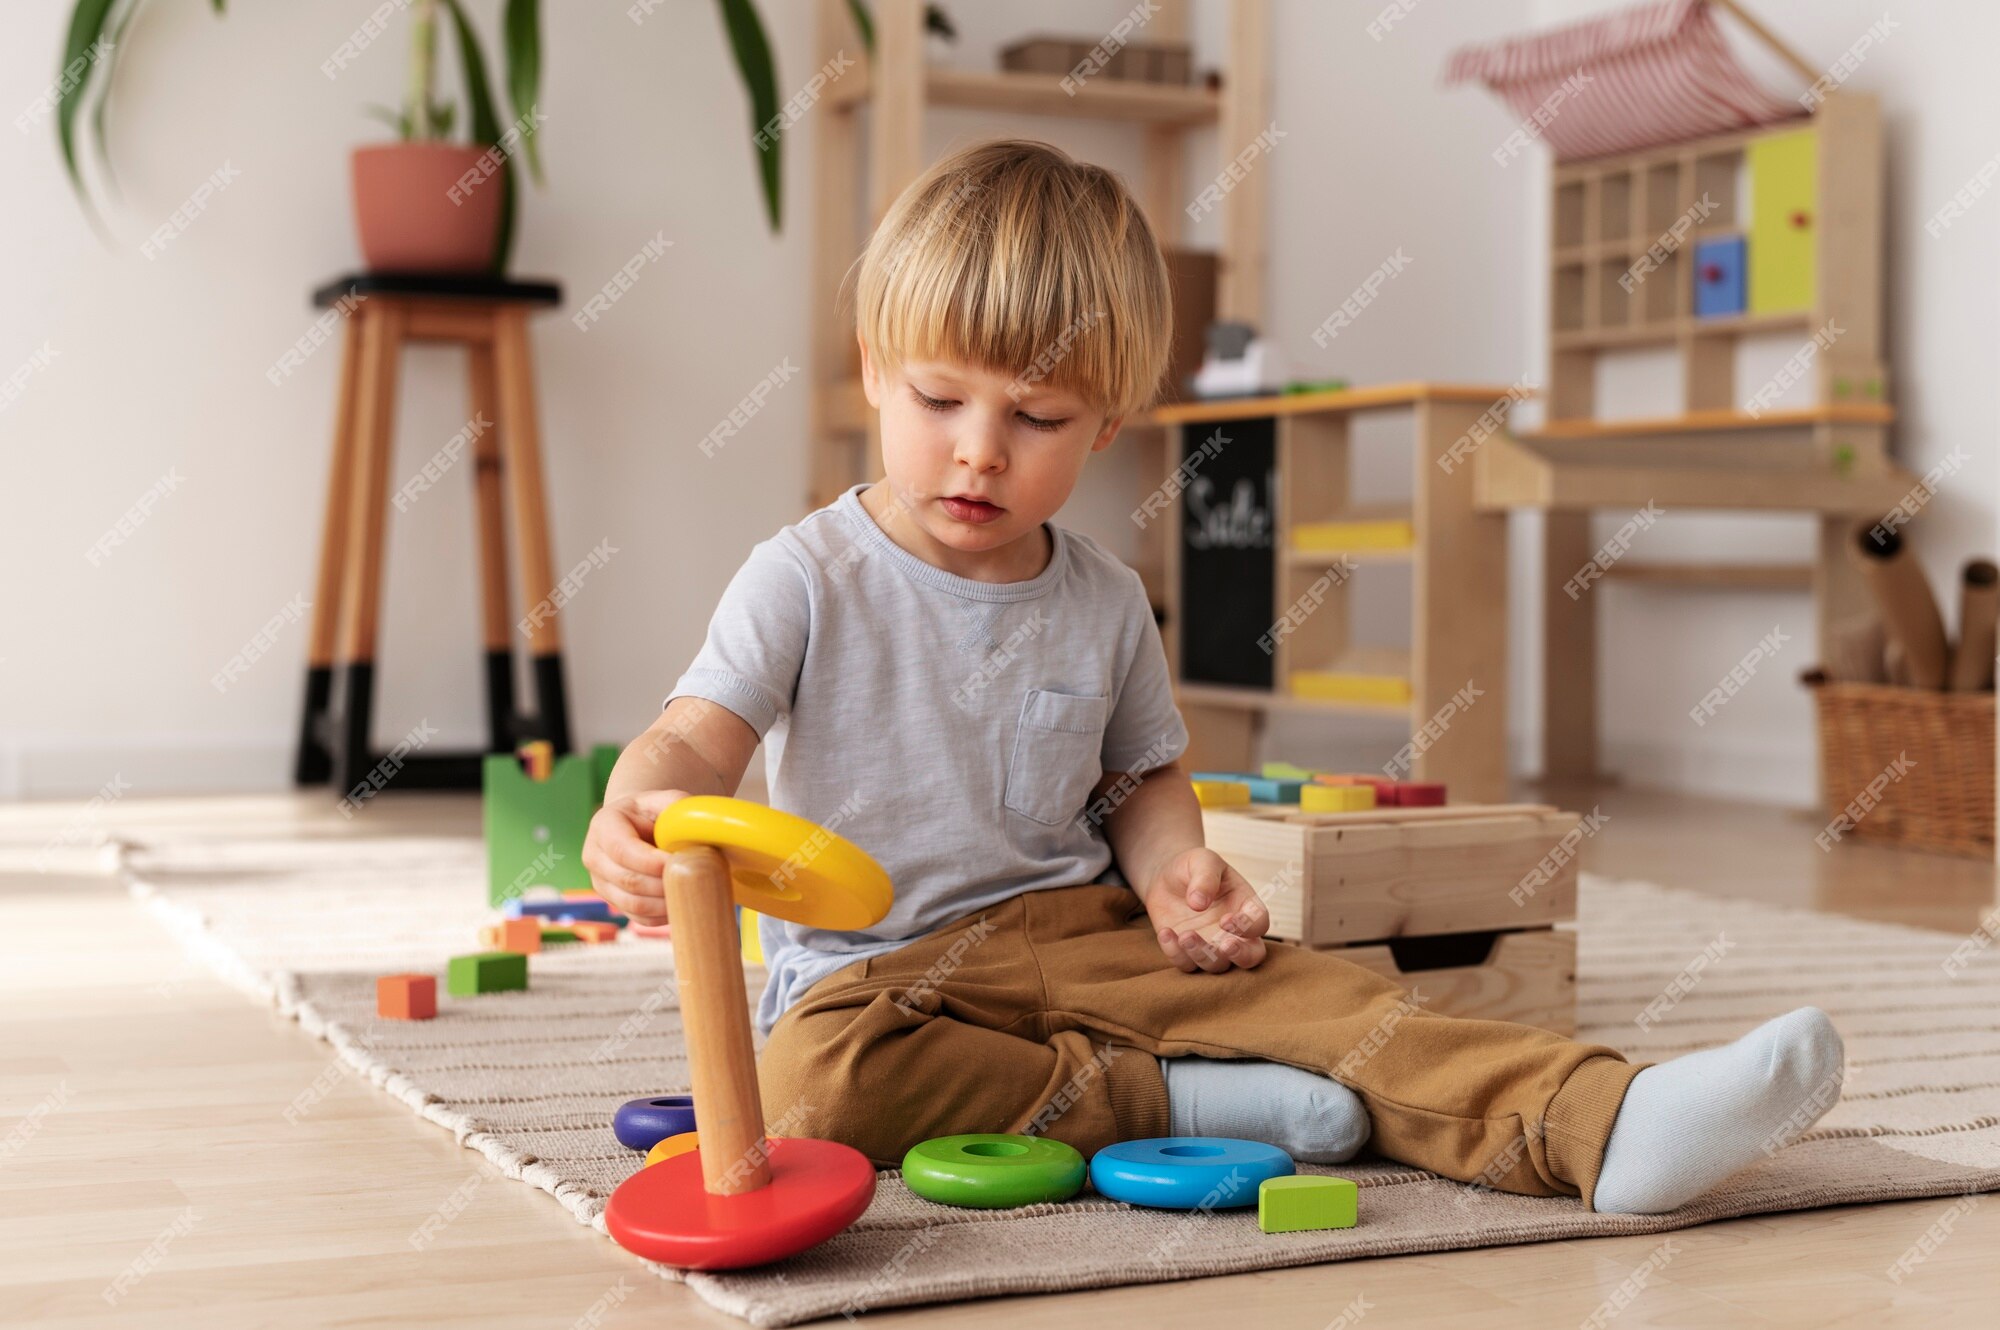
top-left (3, 784), bottom-right (1997, 1328)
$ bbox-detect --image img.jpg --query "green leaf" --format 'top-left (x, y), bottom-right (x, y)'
top-left (365, 102), bottom-right (412, 138)
top-left (502, 0), bottom-right (543, 184)
top-left (88, 0), bottom-right (144, 208)
top-left (843, 0), bottom-right (874, 53)
top-left (440, 0), bottom-right (515, 272)
top-left (55, 0), bottom-right (120, 223)
top-left (715, 0), bottom-right (780, 232)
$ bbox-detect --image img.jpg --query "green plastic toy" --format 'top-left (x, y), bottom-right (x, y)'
top-left (484, 744), bottom-right (621, 907)
top-left (1258, 1174), bottom-right (1357, 1233)
top-left (901, 1134), bottom-right (1086, 1209)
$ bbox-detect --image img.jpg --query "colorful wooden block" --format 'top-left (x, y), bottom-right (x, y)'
top-left (447, 951), bottom-right (528, 997)
top-left (1261, 761), bottom-right (1320, 780)
top-left (570, 920), bottom-right (619, 944)
top-left (1193, 779), bottom-right (1252, 808)
top-left (504, 895), bottom-right (623, 924)
top-left (478, 918), bottom-right (542, 954)
top-left (1393, 782), bottom-right (1446, 807)
top-left (1192, 772), bottom-right (1305, 804)
top-left (1258, 1174), bottom-right (1357, 1233)
top-left (376, 973), bottom-right (436, 1020)
top-left (539, 925), bottom-right (580, 944)
top-left (1301, 784), bottom-right (1376, 812)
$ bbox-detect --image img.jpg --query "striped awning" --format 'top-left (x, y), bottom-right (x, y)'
top-left (1444, 0), bottom-right (1807, 160)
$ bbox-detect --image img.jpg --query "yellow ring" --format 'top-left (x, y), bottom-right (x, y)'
top-left (654, 796), bottom-right (893, 931)
top-left (645, 1131), bottom-right (700, 1166)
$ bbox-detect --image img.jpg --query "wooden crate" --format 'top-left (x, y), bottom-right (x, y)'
top-left (1202, 803), bottom-right (1582, 947)
top-left (1336, 927), bottom-right (1577, 1035)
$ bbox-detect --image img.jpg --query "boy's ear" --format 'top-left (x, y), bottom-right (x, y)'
top-left (1091, 414), bottom-right (1125, 452)
top-left (858, 335), bottom-right (881, 408)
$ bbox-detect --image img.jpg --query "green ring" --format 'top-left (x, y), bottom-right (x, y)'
top-left (901, 1134), bottom-right (1086, 1209)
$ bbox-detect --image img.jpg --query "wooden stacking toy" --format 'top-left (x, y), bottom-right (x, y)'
top-left (603, 796), bottom-right (893, 1270)
top-left (901, 1134), bottom-right (1086, 1209)
top-left (1088, 1137), bottom-right (1294, 1209)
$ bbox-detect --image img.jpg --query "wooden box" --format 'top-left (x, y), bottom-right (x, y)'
top-left (1000, 37), bottom-right (1195, 85)
top-left (1203, 802), bottom-right (1584, 1033)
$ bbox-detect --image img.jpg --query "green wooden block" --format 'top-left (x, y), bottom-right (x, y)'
top-left (1258, 1175), bottom-right (1357, 1233)
top-left (539, 927), bottom-right (579, 944)
top-left (1261, 761), bottom-right (1318, 780)
top-left (447, 951), bottom-right (528, 997)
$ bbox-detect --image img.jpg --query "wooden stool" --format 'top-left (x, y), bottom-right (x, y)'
top-left (294, 273), bottom-right (572, 795)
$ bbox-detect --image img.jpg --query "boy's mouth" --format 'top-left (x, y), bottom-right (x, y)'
top-left (940, 495), bottom-right (1005, 525)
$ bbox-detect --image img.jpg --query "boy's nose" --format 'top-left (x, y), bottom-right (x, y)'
top-left (953, 429), bottom-right (1007, 474)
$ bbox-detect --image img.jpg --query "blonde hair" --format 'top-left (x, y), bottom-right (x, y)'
top-left (852, 140), bottom-right (1172, 421)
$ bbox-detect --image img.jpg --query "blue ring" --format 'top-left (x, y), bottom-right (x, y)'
top-left (1089, 1137), bottom-right (1294, 1209)
top-left (613, 1095), bottom-right (697, 1151)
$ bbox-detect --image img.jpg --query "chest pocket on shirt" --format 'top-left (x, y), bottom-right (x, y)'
top-left (1004, 688), bottom-right (1109, 826)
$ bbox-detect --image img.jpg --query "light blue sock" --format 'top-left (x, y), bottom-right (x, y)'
top-left (1593, 1006), bottom-right (1845, 1214)
top-left (1158, 1056), bottom-right (1371, 1164)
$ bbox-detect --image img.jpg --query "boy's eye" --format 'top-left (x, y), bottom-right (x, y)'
top-left (910, 386), bottom-right (1069, 433)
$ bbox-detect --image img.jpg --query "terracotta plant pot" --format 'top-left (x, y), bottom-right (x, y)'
top-left (350, 141), bottom-right (502, 274)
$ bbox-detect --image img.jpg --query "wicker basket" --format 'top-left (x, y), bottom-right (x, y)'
top-left (1805, 671), bottom-right (1995, 858)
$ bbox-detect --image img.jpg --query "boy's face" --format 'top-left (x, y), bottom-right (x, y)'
top-left (859, 339), bottom-right (1123, 577)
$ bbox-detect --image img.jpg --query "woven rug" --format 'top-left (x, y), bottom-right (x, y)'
top-left (120, 835), bottom-right (2000, 1327)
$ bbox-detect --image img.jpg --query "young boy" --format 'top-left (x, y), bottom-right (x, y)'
top-left (583, 140), bottom-right (1844, 1214)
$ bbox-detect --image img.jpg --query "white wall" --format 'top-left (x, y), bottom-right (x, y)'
top-left (2, 1), bottom-right (1991, 806)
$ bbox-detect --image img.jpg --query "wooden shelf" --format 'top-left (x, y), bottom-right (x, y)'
top-left (1476, 433), bottom-right (1916, 514)
top-left (1602, 562), bottom-right (1815, 590)
top-left (1174, 680), bottom-right (1412, 719)
top-left (1554, 309), bottom-right (1814, 351)
top-left (830, 63), bottom-right (1221, 125)
top-left (1148, 381), bottom-right (1525, 426)
top-left (1520, 404), bottom-right (1894, 440)
top-left (1285, 546), bottom-right (1413, 567)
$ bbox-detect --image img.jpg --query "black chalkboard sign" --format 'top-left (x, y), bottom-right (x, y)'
top-left (1177, 416), bottom-right (1276, 688)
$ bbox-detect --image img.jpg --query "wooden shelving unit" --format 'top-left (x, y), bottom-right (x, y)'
top-left (1152, 383), bottom-right (1520, 802)
top-left (807, 0), bottom-right (1273, 548)
top-left (1472, 90), bottom-right (1915, 782)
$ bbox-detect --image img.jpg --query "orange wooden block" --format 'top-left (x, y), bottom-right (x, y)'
top-left (480, 918), bottom-right (542, 954)
top-left (571, 920), bottom-right (619, 944)
top-left (377, 973), bottom-right (436, 1020)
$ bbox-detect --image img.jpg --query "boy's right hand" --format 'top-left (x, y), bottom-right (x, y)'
top-left (582, 790), bottom-right (691, 925)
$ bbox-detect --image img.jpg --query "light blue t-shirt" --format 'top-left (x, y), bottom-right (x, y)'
top-left (667, 484), bottom-right (1188, 1035)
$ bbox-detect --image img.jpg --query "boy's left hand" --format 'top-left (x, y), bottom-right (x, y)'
top-left (1141, 847), bottom-right (1271, 974)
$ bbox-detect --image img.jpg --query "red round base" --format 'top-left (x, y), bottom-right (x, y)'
top-left (604, 1137), bottom-right (876, 1270)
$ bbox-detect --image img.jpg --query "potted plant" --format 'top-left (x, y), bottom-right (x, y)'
top-left (52, 0), bottom-right (952, 271)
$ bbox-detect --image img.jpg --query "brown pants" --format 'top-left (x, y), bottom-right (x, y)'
top-left (759, 884), bottom-right (1643, 1209)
